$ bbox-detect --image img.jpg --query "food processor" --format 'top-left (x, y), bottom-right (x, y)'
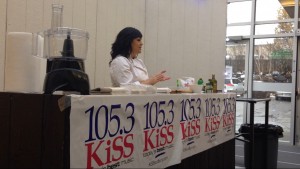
top-left (34, 4), bottom-right (90, 95)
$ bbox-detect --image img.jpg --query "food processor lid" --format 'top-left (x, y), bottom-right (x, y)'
top-left (33, 27), bottom-right (89, 60)
top-left (44, 27), bottom-right (89, 39)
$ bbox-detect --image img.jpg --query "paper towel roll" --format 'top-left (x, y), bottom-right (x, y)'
top-left (4, 32), bottom-right (46, 93)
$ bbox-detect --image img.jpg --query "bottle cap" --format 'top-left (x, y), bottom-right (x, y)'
top-left (197, 78), bottom-right (203, 85)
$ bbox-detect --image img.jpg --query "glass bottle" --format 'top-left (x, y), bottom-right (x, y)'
top-left (211, 74), bottom-right (217, 93)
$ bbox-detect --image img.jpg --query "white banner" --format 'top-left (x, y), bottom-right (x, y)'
top-left (69, 93), bottom-right (236, 169)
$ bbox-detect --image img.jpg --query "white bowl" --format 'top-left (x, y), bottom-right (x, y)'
top-left (189, 84), bottom-right (203, 93)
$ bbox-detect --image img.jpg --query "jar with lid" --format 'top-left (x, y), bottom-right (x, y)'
top-left (205, 82), bottom-right (212, 93)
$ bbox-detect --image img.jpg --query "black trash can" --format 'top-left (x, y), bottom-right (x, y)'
top-left (239, 123), bottom-right (284, 169)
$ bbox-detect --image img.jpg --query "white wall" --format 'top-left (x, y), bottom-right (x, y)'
top-left (0, 0), bottom-right (226, 91)
top-left (0, 0), bottom-right (7, 91)
top-left (145, 0), bottom-right (226, 88)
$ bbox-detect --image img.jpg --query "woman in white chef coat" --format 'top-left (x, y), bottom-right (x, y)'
top-left (109, 27), bottom-right (170, 87)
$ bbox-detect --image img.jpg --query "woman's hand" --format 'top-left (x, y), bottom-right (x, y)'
top-left (141, 70), bottom-right (171, 85)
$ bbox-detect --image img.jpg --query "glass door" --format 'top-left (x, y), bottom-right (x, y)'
top-left (252, 37), bottom-right (294, 142)
top-left (226, 38), bottom-right (250, 132)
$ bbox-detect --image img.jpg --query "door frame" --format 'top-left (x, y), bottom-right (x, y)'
top-left (295, 36), bottom-right (300, 145)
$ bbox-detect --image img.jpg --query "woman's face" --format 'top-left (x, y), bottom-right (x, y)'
top-left (131, 37), bottom-right (143, 57)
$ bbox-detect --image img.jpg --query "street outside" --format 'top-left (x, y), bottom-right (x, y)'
top-left (235, 96), bottom-right (291, 142)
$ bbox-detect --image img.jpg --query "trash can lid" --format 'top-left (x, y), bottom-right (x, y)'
top-left (238, 123), bottom-right (284, 138)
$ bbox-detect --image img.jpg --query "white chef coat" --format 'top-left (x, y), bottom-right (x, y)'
top-left (109, 55), bottom-right (149, 87)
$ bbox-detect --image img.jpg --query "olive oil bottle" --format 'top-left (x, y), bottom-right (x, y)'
top-left (211, 74), bottom-right (217, 93)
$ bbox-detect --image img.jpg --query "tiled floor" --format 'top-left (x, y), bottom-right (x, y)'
top-left (235, 140), bottom-right (300, 168)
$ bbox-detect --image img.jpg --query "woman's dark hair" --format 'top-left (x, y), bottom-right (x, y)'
top-left (110, 27), bottom-right (142, 62)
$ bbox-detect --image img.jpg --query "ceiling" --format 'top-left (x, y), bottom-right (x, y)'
top-left (278, 0), bottom-right (296, 18)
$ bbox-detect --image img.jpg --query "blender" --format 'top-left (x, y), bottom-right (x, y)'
top-left (34, 4), bottom-right (90, 95)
